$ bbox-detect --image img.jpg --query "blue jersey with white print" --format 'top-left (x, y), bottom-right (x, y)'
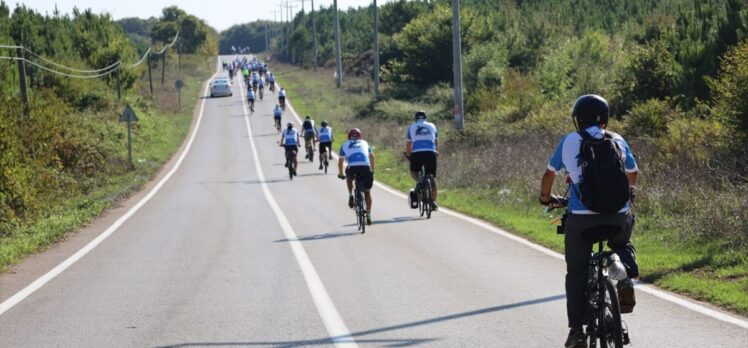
top-left (406, 120), bottom-right (438, 153)
top-left (339, 139), bottom-right (372, 167)
top-left (273, 107), bottom-right (282, 118)
top-left (318, 126), bottom-right (333, 142)
top-left (282, 128), bottom-right (298, 145)
top-left (548, 126), bottom-right (638, 214)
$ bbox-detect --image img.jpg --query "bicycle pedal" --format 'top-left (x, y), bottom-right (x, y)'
top-left (621, 321), bottom-right (631, 345)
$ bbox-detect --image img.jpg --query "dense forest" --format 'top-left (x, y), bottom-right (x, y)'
top-left (0, 2), bottom-right (216, 267)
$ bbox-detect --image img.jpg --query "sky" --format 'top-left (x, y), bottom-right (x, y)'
top-left (13, 0), bottom-right (384, 32)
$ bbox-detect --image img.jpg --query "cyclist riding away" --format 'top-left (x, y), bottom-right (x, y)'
top-left (273, 104), bottom-right (283, 130)
top-left (278, 87), bottom-right (286, 109)
top-left (280, 122), bottom-right (300, 176)
top-left (246, 88), bottom-right (256, 111)
top-left (405, 110), bottom-right (439, 210)
top-left (318, 120), bottom-right (333, 170)
top-left (338, 128), bottom-right (375, 225)
top-left (258, 78), bottom-right (265, 100)
top-left (538, 94), bottom-right (639, 348)
top-left (268, 73), bottom-right (276, 92)
top-left (302, 116), bottom-right (317, 161)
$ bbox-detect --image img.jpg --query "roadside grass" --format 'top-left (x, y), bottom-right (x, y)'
top-left (275, 63), bottom-right (748, 315)
top-left (0, 55), bottom-right (213, 271)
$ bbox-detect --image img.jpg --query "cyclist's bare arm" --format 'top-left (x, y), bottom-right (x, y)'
top-left (338, 157), bottom-right (345, 177)
top-left (369, 153), bottom-right (376, 173)
top-left (405, 140), bottom-right (413, 157)
top-left (539, 169), bottom-right (556, 203)
top-left (627, 171), bottom-right (638, 187)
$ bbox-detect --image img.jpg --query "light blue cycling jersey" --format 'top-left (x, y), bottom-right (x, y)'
top-left (318, 126), bottom-right (333, 142)
top-left (406, 120), bottom-right (438, 152)
top-left (548, 126), bottom-right (638, 214)
top-left (247, 90), bottom-right (255, 100)
top-left (282, 128), bottom-right (298, 145)
top-left (339, 139), bottom-right (372, 167)
top-left (279, 89), bottom-right (286, 97)
top-left (274, 107), bottom-right (282, 117)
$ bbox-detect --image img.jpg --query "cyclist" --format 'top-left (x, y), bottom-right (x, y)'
top-left (246, 88), bottom-right (256, 111)
top-left (337, 128), bottom-right (375, 225)
top-left (258, 78), bottom-right (265, 100)
top-left (317, 120), bottom-right (333, 170)
top-left (301, 116), bottom-right (317, 161)
top-left (278, 87), bottom-right (287, 109)
top-left (280, 122), bottom-right (300, 175)
top-left (538, 94), bottom-right (639, 348)
top-left (404, 110), bottom-right (439, 210)
top-left (273, 104), bottom-right (283, 130)
top-left (252, 72), bottom-right (259, 93)
top-left (267, 73), bottom-right (276, 92)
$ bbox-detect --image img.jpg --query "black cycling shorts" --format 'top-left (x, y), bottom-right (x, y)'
top-left (409, 151), bottom-right (437, 177)
top-left (345, 166), bottom-right (374, 191)
top-left (319, 141), bottom-right (332, 154)
top-left (284, 145), bottom-right (298, 156)
top-left (303, 132), bottom-right (315, 142)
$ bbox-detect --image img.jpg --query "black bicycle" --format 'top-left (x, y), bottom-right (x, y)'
top-left (548, 199), bottom-right (630, 348)
top-left (415, 165), bottom-right (434, 219)
top-left (259, 86), bottom-right (264, 101)
top-left (284, 146), bottom-right (297, 180)
top-left (321, 152), bottom-right (329, 174)
top-left (339, 173), bottom-right (367, 233)
top-left (304, 138), bottom-right (315, 163)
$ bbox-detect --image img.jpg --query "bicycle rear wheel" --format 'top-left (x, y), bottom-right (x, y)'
top-left (355, 187), bottom-right (365, 233)
top-left (423, 177), bottom-right (433, 219)
top-left (418, 184), bottom-right (426, 217)
top-left (597, 278), bottom-right (624, 348)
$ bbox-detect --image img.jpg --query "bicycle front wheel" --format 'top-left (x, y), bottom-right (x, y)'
top-left (597, 278), bottom-right (624, 348)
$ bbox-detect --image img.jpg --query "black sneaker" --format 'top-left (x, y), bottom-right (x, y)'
top-left (432, 201), bottom-right (439, 211)
top-left (617, 278), bottom-right (636, 314)
top-left (565, 329), bottom-right (587, 348)
top-left (319, 164), bottom-right (323, 170)
top-left (366, 213), bottom-right (372, 225)
top-left (348, 195), bottom-right (354, 208)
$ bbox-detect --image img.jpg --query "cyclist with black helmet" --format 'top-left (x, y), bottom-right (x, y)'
top-left (539, 94), bottom-right (639, 348)
top-left (318, 120), bottom-right (334, 170)
top-left (302, 116), bottom-right (317, 161)
top-left (337, 128), bottom-right (375, 225)
top-left (405, 110), bottom-right (439, 210)
top-left (280, 122), bottom-right (300, 176)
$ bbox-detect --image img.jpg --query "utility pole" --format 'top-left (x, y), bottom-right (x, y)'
top-left (161, 51), bottom-right (166, 86)
top-left (265, 22), bottom-right (269, 52)
top-left (373, 0), bottom-right (380, 99)
top-left (334, 0), bottom-right (342, 88)
top-left (116, 64), bottom-right (122, 101)
top-left (311, 0), bottom-right (318, 69)
top-left (147, 52), bottom-right (153, 95)
top-left (15, 45), bottom-right (29, 115)
top-left (452, 0), bottom-right (465, 130)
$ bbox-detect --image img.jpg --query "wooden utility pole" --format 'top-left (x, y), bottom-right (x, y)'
top-left (373, 0), bottom-right (380, 99)
top-left (147, 52), bottom-right (153, 95)
top-left (452, 0), bottom-right (465, 130)
top-left (15, 45), bottom-right (29, 115)
top-left (334, 0), bottom-right (342, 87)
top-left (161, 51), bottom-right (166, 86)
top-left (311, 0), bottom-right (318, 69)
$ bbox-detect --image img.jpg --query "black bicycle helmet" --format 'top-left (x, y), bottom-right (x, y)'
top-left (414, 110), bottom-right (427, 120)
top-left (321, 120), bottom-right (328, 127)
top-left (286, 122), bottom-right (293, 129)
top-left (572, 94), bottom-right (609, 128)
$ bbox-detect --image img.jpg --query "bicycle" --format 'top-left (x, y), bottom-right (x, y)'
top-left (248, 99), bottom-right (254, 114)
top-left (274, 117), bottom-right (282, 133)
top-left (259, 86), bottom-right (264, 101)
top-left (338, 173), bottom-right (367, 234)
top-left (320, 149), bottom-right (330, 174)
top-left (547, 198), bottom-right (630, 348)
top-left (304, 137), bottom-right (315, 163)
top-left (279, 96), bottom-right (286, 110)
top-left (404, 153), bottom-right (435, 219)
top-left (284, 146), bottom-right (297, 180)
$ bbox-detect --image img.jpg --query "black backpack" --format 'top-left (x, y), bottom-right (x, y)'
top-left (576, 131), bottom-right (630, 214)
top-left (303, 120), bottom-right (312, 130)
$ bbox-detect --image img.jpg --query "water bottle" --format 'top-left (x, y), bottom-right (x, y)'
top-left (607, 253), bottom-right (628, 281)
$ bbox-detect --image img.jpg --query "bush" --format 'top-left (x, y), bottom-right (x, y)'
top-left (623, 98), bottom-right (681, 138)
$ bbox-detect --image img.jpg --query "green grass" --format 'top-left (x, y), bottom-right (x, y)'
top-left (275, 64), bottom-right (748, 316)
top-left (0, 55), bottom-right (213, 271)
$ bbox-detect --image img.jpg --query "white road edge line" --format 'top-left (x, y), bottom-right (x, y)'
top-left (280, 84), bottom-right (748, 330)
top-left (0, 58), bottom-right (223, 317)
top-left (240, 81), bottom-right (358, 347)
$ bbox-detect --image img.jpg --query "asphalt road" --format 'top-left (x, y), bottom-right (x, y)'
top-left (1, 59), bottom-right (746, 347)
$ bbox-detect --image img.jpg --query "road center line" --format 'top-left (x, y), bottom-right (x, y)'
top-left (239, 82), bottom-right (358, 347)
top-left (0, 58), bottom-right (223, 317)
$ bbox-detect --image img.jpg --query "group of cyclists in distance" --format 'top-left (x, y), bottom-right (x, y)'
top-left (224, 55), bottom-right (440, 227)
top-left (224, 55), bottom-right (641, 348)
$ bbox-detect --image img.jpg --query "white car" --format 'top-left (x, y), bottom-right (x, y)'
top-left (210, 79), bottom-right (232, 97)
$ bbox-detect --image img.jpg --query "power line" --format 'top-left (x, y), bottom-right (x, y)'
top-left (130, 47), bottom-right (152, 68)
top-left (23, 48), bottom-right (121, 73)
top-left (23, 58), bottom-right (120, 79)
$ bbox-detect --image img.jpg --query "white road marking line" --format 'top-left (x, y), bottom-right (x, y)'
top-left (279, 82), bottom-right (748, 329)
top-left (239, 83), bottom-right (358, 347)
top-left (0, 58), bottom-right (223, 317)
